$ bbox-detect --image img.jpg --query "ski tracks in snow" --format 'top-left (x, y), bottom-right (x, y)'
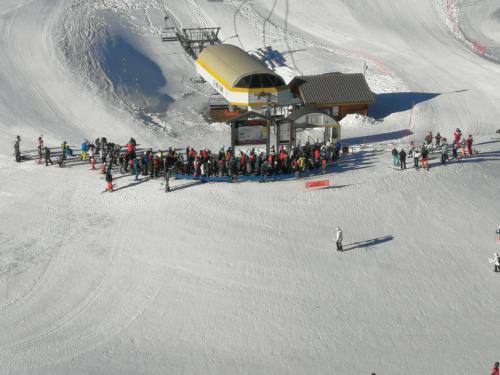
top-left (0, 173), bottom-right (162, 371)
top-left (229, 0), bottom-right (398, 80)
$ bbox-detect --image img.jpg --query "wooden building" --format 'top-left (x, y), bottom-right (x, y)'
top-left (288, 73), bottom-right (375, 120)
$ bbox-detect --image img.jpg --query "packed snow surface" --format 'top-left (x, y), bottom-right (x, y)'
top-left (1, 0), bottom-right (500, 374)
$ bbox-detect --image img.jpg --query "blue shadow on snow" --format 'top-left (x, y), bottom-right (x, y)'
top-left (101, 36), bottom-right (173, 113)
top-left (176, 165), bottom-right (339, 183)
top-left (369, 92), bottom-right (441, 119)
top-left (342, 130), bottom-right (413, 145)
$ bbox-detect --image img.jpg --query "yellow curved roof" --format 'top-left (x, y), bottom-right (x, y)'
top-left (196, 44), bottom-right (281, 87)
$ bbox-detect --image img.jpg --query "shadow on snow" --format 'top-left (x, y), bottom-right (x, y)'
top-left (100, 36), bottom-right (173, 113)
top-left (369, 92), bottom-right (441, 119)
top-left (341, 235), bottom-right (394, 251)
top-left (112, 177), bottom-right (151, 192)
top-left (343, 130), bottom-right (413, 145)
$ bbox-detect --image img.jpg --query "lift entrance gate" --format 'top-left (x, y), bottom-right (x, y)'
top-left (226, 112), bottom-right (272, 154)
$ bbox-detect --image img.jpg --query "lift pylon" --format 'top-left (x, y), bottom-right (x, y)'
top-left (161, 14), bottom-right (221, 59)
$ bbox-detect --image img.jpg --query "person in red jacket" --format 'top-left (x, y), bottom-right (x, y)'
top-left (453, 128), bottom-right (462, 145)
top-left (200, 148), bottom-right (208, 161)
top-left (466, 134), bottom-right (473, 155)
top-left (188, 147), bottom-right (197, 160)
top-left (492, 361), bottom-right (499, 375)
top-left (313, 148), bottom-right (320, 169)
top-left (126, 138), bottom-right (135, 153)
top-left (239, 151), bottom-right (247, 175)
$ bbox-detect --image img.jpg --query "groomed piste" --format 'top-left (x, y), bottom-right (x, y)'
top-left (1, 0), bottom-right (500, 374)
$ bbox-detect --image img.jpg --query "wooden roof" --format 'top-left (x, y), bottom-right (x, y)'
top-left (289, 73), bottom-right (375, 105)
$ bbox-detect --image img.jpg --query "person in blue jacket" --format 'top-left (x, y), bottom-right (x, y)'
top-left (81, 140), bottom-right (88, 161)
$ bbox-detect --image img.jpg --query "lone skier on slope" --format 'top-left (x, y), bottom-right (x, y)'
top-left (14, 135), bottom-right (21, 162)
top-left (489, 253), bottom-right (500, 272)
top-left (336, 227), bottom-right (343, 251)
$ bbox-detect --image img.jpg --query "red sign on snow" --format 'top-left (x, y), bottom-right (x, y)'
top-left (305, 180), bottom-right (330, 189)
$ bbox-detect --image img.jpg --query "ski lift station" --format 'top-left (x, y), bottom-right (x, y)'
top-left (195, 44), bottom-right (295, 111)
top-left (161, 19), bottom-right (374, 151)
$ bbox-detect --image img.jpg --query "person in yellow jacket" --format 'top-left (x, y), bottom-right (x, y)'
top-left (297, 155), bottom-right (305, 171)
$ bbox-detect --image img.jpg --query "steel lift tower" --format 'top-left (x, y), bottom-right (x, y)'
top-left (161, 14), bottom-right (221, 59)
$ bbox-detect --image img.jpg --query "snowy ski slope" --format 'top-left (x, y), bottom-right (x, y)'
top-left (1, 1), bottom-right (500, 374)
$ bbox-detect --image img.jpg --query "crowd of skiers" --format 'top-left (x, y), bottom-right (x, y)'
top-left (15, 135), bottom-right (343, 192)
top-left (14, 129), bottom-right (476, 181)
top-left (11, 128), bottom-right (478, 194)
top-left (9, 127), bottom-right (479, 193)
top-left (391, 129), bottom-right (474, 170)
top-left (8, 127), bottom-right (478, 190)
top-left (85, 138), bottom-right (342, 192)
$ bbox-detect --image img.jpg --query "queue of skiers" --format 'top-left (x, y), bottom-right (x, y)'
top-left (10, 129), bottom-right (476, 193)
top-left (111, 141), bottom-right (341, 181)
top-left (20, 135), bottom-right (342, 192)
top-left (391, 129), bottom-right (474, 170)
